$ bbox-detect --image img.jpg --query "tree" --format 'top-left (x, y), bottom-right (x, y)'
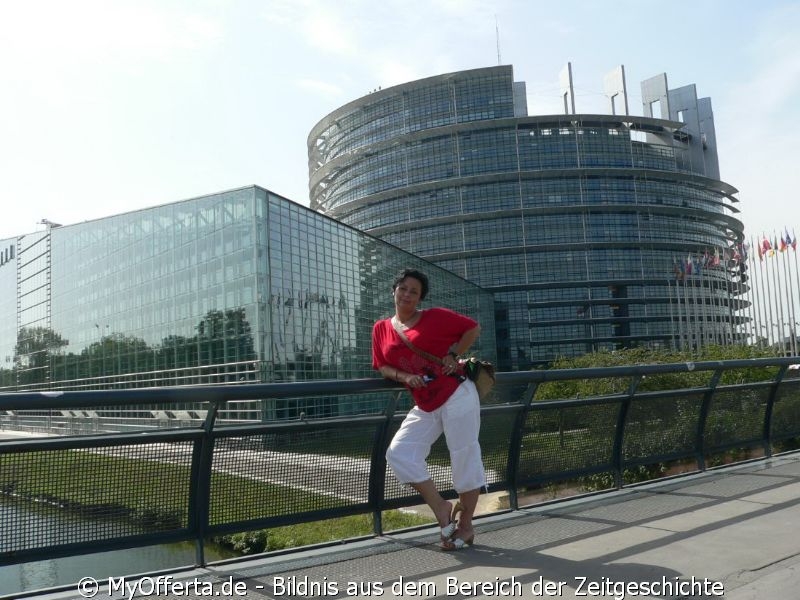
top-left (13, 326), bottom-right (69, 387)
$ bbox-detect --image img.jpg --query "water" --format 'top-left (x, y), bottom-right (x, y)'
top-left (0, 498), bottom-right (236, 597)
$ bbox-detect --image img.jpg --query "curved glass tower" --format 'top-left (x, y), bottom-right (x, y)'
top-left (309, 65), bottom-right (746, 370)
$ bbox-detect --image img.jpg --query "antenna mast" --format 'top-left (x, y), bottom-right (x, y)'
top-left (495, 15), bottom-right (501, 65)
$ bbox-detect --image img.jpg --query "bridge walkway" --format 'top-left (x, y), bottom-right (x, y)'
top-left (30, 452), bottom-right (800, 599)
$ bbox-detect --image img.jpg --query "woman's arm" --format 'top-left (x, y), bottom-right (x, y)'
top-left (449, 324), bottom-right (481, 358)
top-left (379, 365), bottom-right (428, 388)
top-left (378, 365), bottom-right (406, 383)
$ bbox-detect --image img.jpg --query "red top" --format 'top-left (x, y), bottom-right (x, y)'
top-left (372, 307), bottom-right (478, 412)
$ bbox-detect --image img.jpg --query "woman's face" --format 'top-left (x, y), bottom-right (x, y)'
top-left (394, 276), bottom-right (423, 312)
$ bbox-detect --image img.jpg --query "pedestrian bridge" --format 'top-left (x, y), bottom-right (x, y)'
top-left (18, 454), bottom-right (800, 600)
top-left (2, 357), bottom-right (800, 598)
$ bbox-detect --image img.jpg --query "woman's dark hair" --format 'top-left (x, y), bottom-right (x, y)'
top-left (392, 268), bottom-right (429, 301)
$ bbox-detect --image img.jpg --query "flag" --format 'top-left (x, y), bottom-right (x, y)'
top-left (673, 258), bottom-right (684, 280)
top-left (779, 236), bottom-right (787, 252)
top-left (712, 248), bottom-right (720, 267)
top-left (783, 229), bottom-right (793, 251)
top-left (764, 236), bottom-right (776, 257)
top-left (793, 231), bottom-right (797, 251)
top-left (685, 255), bottom-right (693, 275)
top-left (761, 236), bottom-right (771, 259)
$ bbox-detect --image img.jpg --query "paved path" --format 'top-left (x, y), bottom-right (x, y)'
top-left (28, 452), bottom-right (800, 599)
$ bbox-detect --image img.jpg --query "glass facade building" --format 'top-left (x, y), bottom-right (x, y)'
top-left (0, 186), bottom-right (495, 408)
top-left (308, 65), bottom-right (746, 370)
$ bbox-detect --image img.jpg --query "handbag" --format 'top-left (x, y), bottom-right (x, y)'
top-left (390, 318), bottom-right (496, 400)
top-left (461, 357), bottom-right (496, 400)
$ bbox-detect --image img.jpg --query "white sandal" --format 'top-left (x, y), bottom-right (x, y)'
top-left (440, 520), bottom-right (457, 541)
top-left (442, 532), bottom-right (475, 551)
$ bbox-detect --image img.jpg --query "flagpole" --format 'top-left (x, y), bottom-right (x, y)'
top-left (723, 258), bottom-right (731, 345)
top-left (770, 232), bottom-right (787, 354)
top-left (729, 244), bottom-right (739, 344)
top-left (681, 278), bottom-right (689, 351)
top-left (709, 256), bottom-right (721, 345)
top-left (738, 242), bottom-right (750, 345)
top-left (750, 236), bottom-right (763, 348)
top-left (749, 238), bottom-right (757, 346)
top-left (726, 249), bottom-right (736, 344)
top-left (687, 255), bottom-right (697, 350)
top-left (674, 256), bottom-right (687, 350)
top-left (716, 251), bottom-right (726, 345)
top-left (683, 257), bottom-right (691, 350)
top-left (712, 258), bottom-right (721, 346)
top-left (720, 248), bottom-right (729, 344)
top-left (676, 261), bottom-right (687, 350)
top-left (784, 232), bottom-right (798, 355)
top-left (780, 237), bottom-right (794, 354)
top-left (687, 263), bottom-right (692, 351)
top-left (667, 279), bottom-right (676, 350)
top-left (709, 258), bottom-right (717, 346)
top-left (760, 235), bottom-right (775, 349)
top-left (718, 250), bottom-right (727, 345)
top-left (768, 234), bottom-right (780, 351)
top-left (670, 258), bottom-right (678, 350)
top-left (676, 266), bottom-right (686, 351)
top-left (753, 236), bottom-right (767, 348)
top-left (675, 278), bottom-right (682, 350)
top-left (687, 263), bottom-right (692, 352)
top-left (743, 240), bottom-right (755, 347)
top-left (793, 230), bottom-right (800, 353)
top-left (721, 258), bottom-right (729, 345)
top-left (740, 240), bottom-right (747, 345)
top-left (699, 256), bottom-right (710, 346)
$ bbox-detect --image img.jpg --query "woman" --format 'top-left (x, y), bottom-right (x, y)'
top-left (372, 268), bottom-right (485, 550)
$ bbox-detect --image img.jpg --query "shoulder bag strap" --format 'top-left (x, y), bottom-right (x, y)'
top-left (391, 317), bottom-right (443, 365)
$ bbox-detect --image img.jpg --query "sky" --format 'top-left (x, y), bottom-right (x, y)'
top-left (1, 0), bottom-right (799, 243)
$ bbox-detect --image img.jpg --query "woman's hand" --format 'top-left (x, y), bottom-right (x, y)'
top-left (442, 353), bottom-right (458, 375)
top-left (403, 373), bottom-right (428, 388)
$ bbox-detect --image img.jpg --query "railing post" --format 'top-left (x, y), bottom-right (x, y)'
top-left (695, 369), bottom-right (723, 471)
top-left (369, 390), bottom-right (402, 536)
top-left (191, 399), bottom-right (221, 567)
top-left (763, 365), bottom-right (788, 458)
top-left (612, 375), bottom-right (643, 489)
top-left (505, 383), bottom-right (538, 510)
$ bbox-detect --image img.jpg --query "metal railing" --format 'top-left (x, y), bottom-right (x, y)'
top-left (2, 357), bottom-right (800, 570)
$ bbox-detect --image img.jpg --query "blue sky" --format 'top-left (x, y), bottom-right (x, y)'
top-left (1, 0), bottom-right (798, 244)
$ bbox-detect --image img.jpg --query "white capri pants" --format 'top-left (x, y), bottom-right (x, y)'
top-left (386, 379), bottom-right (486, 493)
